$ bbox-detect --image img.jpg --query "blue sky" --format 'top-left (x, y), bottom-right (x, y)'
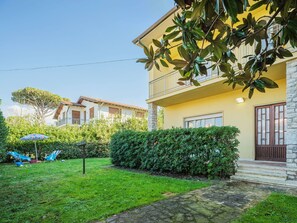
top-left (0, 0), bottom-right (174, 115)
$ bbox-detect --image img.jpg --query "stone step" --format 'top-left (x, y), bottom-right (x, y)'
top-left (235, 171), bottom-right (287, 180)
top-left (236, 169), bottom-right (287, 178)
top-left (237, 163), bottom-right (286, 172)
top-left (231, 175), bottom-right (287, 187)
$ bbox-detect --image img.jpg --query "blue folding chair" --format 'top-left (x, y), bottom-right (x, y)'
top-left (45, 150), bottom-right (61, 161)
top-left (7, 151), bottom-right (31, 162)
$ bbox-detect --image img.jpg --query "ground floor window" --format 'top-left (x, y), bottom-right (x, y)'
top-left (184, 113), bottom-right (223, 128)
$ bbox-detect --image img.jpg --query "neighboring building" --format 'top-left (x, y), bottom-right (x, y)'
top-left (134, 7), bottom-right (297, 184)
top-left (53, 96), bottom-right (147, 127)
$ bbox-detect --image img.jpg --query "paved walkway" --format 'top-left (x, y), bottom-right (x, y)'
top-left (100, 181), bottom-right (297, 223)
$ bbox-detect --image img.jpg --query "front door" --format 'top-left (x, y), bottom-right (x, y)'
top-left (255, 103), bottom-right (287, 162)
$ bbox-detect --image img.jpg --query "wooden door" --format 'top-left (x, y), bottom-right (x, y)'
top-left (255, 103), bottom-right (287, 162)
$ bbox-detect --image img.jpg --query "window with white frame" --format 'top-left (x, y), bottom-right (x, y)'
top-left (184, 113), bottom-right (223, 128)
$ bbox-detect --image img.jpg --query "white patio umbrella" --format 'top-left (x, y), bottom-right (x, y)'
top-left (20, 134), bottom-right (49, 161)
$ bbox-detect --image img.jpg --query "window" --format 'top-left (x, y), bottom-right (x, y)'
top-left (136, 111), bottom-right (144, 118)
top-left (109, 107), bottom-right (121, 116)
top-left (72, 111), bottom-right (80, 125)
top-left (184, 113), bottom-right (223, 128)
top-left (90, 107), bottom-right (94, 119)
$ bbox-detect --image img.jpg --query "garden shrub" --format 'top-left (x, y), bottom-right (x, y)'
top-left (0, 110), bottom-right (8, 161)
top-left (4, 116), bottom-right (146, 161)
top-left (110, 127), bottom-right (240, 179)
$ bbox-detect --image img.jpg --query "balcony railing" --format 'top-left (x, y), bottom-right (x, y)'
top-left (149, 71), bottom-right (219, 98)
top-left (56, 118), bottom-right (87, 126)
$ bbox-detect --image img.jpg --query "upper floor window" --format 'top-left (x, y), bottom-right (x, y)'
top-left (136, 111), bottom-right (144, 118)
top-left (185, 113), bottom-right (223, 128)
top-left (109, 107), bottom-right (121, 116)
top-left (90, 107), bottom-right (94, 119)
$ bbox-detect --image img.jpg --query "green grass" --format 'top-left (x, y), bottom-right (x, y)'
top-left (0, 158), bottom-right (209, 223)
top-left (234, 193), bottom-right (297, 223)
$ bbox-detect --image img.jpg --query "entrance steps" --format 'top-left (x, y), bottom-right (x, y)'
top-left (230, 160), bottom-right (297, 187)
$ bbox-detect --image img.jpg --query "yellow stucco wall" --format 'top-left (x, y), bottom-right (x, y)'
top-left (163, 78), bottom-right (286, 160)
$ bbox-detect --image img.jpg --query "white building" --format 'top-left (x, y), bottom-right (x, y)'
top-left (53, 96), bottom-right (147, 127)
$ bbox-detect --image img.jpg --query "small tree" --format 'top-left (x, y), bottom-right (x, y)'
top-left (0, 109), bottom-right (8, 161)
top-left (11, 87), bottom-right (67, 124)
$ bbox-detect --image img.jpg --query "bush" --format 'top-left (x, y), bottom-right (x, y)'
top-left (0, 110), bottom-right (8, 161)
top-left (110, 127), bottom-right (240, 179)
top-left (4, 116), bottom-right (146, 161)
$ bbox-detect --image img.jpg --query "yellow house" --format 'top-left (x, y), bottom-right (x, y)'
top-left (133, 6), bottom-right (297, 185)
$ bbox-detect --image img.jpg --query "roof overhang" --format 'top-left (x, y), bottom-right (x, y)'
top-left (53, 102), bottom-right (86, 119)
top-left (78, 96), bottom-right (147, 112)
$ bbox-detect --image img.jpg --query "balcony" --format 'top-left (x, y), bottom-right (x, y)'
top-left (56, 118), bottom-right (87, 127)
top-left (148, 24), bottom-right (297, 103)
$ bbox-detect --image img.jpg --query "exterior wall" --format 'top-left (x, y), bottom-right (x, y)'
top-left (80, 100), bottom-right (99, 122)
top-left (56, 99), bottom-right (147, 126)
top-left (122, 109), bottom-right (133, 121)
top-left (163, 79), bottom-right (286, 160)
top-left (99, 105), bottom-right (110, 119)
top-left (57, 106), bottom-right (68, 121)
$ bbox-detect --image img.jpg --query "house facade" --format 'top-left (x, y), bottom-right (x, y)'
top-left (53, 96), bottom-right (147, 127)
top-left (134, 7), bottom-right (297, 182)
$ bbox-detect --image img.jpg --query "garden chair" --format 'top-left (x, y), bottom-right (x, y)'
top-left (7, 151), bottom-right (31, 162)
top-left (45, 150), bottom-right (61, 161)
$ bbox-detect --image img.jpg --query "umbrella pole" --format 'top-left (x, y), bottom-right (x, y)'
top-left (35, 141), bottom-right (38, 161)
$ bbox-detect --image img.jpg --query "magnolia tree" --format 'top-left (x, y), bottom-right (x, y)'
top-left (11, 87), bottom-right (68, 124)
top-left (137, 0), bottom-right (297, 98)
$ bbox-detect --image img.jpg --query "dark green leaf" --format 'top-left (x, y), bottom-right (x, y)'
top-left (278, 47), bottom-right (293, 57)
top-left (152, 39), bottom-right (162, 48)
top-left (259, 77), bottom-right (279, 88)
top-left (136, 58), bottom-right (149, 63)
top-left (163, 31), bottom-right (180, 41)
top-left (160, 59), bottom-right (169, 68)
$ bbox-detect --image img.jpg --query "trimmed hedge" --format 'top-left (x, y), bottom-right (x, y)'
top-left (110, 127), bottom-right (240, 178)
top-left (4, 116), bottom-right (147, 162)
top-left (0, 110), bottom-right (8, 161)
top-left (7, 142), bottom-right (109, 161)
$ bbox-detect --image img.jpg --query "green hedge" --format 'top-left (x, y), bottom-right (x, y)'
top-left (0, 110), bottom-right (8, 161)
top-left (4, 116), bottom-right (147, 162)
top-left (110, 127), bottom-right (240, 179)
top-left (6, 142), bottom-right (109, 161)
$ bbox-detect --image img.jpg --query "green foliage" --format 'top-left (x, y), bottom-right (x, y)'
top-left (11, 87), bottom-right (67, 123)
top-left (0, 158), bottom-right (209, 222)
top-left (138, 0), bottom-right (297, 98)
top-left (110, 126), bottom-right (240, 179)
top-left (0, 110), bottom-right (9, 161)
top-left (5, 116), bottom-right (147, 161)
top-left (234, 193), bottom-right (297, 223)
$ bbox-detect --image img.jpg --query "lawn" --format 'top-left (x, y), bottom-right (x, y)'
top-left (234, 193), bottom-right (297, 223)
top-left (0, 158), bottom-right (209, 223)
